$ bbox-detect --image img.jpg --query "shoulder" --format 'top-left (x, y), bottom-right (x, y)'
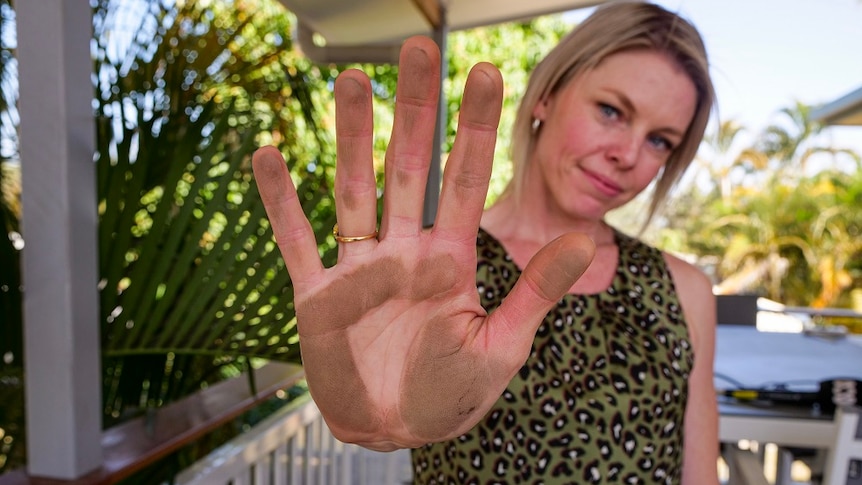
top-left (663, 252), bottom-right (712, 296)
top-left (662, 252), bottom-right (716, 349)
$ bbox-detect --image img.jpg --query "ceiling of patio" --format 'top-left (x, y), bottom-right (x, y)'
top-left (278, 0), bottom-right (607, 45)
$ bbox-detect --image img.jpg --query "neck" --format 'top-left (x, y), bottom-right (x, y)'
top-left (481, 197), bottom-right (616, 248)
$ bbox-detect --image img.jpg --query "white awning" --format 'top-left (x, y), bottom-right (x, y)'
top-left (280, 0), bottom-right (605, 44)
top-left (279, 0), bottom-right (606, 63)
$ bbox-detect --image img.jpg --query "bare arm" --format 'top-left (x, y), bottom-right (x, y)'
top-left (666, 254), bottom-right (720, 485)
top-left (253, 36), bottom-right (595, 451)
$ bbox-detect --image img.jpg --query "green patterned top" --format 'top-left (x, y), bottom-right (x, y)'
top-left (411, 228), bottom-right (694, 484)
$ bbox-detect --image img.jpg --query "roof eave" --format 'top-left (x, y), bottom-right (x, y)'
top-left (810, 85), bottom-right (862, 126)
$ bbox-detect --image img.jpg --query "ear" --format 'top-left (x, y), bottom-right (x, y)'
top-left (532, 97), bottom-right (550, 122)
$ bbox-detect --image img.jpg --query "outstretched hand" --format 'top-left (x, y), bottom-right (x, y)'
top-left (253, 36), bottom-right (594, 451)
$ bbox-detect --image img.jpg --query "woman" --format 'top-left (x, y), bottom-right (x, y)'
top-left (412, 3), bottom-right (718, 483)
top-left (252, 1), bottom-right (718, 483)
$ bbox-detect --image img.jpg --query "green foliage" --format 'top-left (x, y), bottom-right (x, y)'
top-left (2, 0), bottom-right (859, 477)
top-left (346, 16), bottom-right (572, 204)
top-left (3, 0), bottom-right (342, 475)
top-left (0, 0), bottom-right (20, 368)
top-left (92, 0), bottom-right (339, 421)
top-left (0, 0), bottom-right (23, 474)
top-left (659, 104), bottom-right (862, 309)
top-left (445, 17), bottom-right (571, 202)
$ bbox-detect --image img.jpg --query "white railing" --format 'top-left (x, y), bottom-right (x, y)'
top-left (175, 393), bottom-right (413, 485)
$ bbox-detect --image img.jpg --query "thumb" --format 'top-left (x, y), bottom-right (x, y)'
top-left (486, 233), bottom-right (595, 366)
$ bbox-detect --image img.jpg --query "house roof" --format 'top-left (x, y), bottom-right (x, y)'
top-left (810, 85), bottom-right (862, 126)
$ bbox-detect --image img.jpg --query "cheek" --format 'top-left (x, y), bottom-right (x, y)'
top-left (536, 124), bottom-right (595, 172)
top-left (633, 159), bottom-right (666, 188)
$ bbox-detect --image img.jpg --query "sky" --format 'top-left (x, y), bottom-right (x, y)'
top-left (567, 0), bottom-right (862, 154)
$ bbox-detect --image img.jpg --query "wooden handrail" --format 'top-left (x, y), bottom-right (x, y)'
top-left (0, 362), bottom-right (305, 485)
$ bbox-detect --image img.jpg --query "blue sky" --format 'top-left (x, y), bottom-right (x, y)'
top-left (568, 0), bottom-right (862, 153)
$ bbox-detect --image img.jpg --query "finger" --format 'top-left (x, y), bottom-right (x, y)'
top-left (380, 36), bottom-right (441, 239)
top-left (253, 146), bottom-right (324, 286)
top-left (334, 70), bottom-right (378, 254)
top-left (433, 62), bottom-right (503, 243)
top-left (487, 233), bottom-right (596, 367)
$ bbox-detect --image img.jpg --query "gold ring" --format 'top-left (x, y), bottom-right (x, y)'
top-left (333, 223), bottom-right (378, 243)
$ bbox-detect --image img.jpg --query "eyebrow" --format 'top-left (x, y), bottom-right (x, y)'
top-left (606, 88), bottom-right (688, 139)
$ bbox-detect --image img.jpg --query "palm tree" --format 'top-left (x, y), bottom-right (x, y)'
top-left (805, 173), bottom-right (862, 308)
top-left (758, 101), bottom-right (859, 177)
top-left (693, 161), bottom-right (862, 306)
top-left (2, 0), bottom-right (343, 476)
top-left (0, 0), bottom-right (25, 474)
top-left (92, 0), bottom-right (341, 423)
top-left (695, 119), bottom-right (767, 201)
top-left (661, 101), bottom-right (862, 309)
top-left (0, 0), bottom-right (21, 359)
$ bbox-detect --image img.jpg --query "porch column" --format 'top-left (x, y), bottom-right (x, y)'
top-left (17, 0), bottom-right (102, 479)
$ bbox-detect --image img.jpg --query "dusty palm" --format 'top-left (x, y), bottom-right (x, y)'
top-left (253, 36), bottom-right (594, 450)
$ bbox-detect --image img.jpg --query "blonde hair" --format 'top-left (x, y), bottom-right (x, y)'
top-left (499, 1), bottom-right (715, 226)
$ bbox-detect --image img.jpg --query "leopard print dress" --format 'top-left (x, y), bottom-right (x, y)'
top-left (411, 228), bottom-right (695, 484)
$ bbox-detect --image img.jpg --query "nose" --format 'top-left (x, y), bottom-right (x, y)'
top-left (606, 131), bottom-right (639, 169)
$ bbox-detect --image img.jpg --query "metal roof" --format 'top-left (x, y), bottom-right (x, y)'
top-left (810, 85), bottom-right (862, 126)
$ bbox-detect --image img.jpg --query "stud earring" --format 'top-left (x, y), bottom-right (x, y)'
top-left (531, 118), bottom-right (542, 133)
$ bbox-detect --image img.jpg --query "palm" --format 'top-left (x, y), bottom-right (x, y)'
top-left (295, 234), bottom-right (487, 449)
top-left (253, 36), bottom-right (594, 451)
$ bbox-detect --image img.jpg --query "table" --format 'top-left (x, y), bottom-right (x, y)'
top-left (715, 326), bottom-right (862, 484)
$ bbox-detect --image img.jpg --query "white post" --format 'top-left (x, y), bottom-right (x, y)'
top-left (822, 407), bottom-right (862, 485)
top-left (422, 4), bottom-right (448, 228)
top-left (17, 0), bottom-right (102, 478)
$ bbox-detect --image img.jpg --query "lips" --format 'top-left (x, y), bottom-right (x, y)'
top-left (581, 168), bottom-right (623, 197)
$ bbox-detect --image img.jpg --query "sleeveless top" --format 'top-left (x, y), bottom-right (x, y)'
top-left (411, 228), bottom-right (695, 484)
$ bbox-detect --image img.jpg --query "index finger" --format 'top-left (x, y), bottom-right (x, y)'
top-left (433, 62), bottom-right (503, 242)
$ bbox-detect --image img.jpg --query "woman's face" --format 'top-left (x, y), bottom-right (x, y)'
top-left (530, 49), bottom-right (697, 222)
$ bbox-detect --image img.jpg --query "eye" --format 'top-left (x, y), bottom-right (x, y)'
top-left (598, 103), bottom-right (620, 120)
top-left (648, 135), bottom-right (675, 153)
